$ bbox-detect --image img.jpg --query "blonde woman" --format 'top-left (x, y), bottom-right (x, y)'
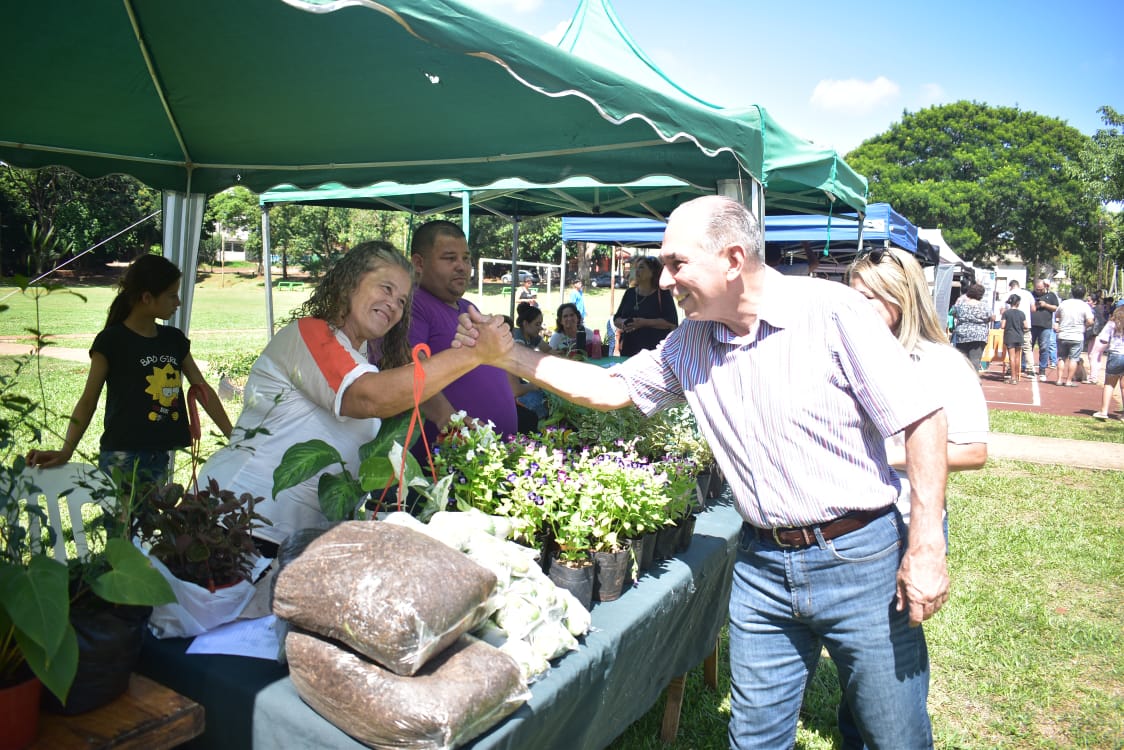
top-left (846, 248), bottom-right (989, 515)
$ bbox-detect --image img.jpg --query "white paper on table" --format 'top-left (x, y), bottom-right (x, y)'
top-left (186, 615), bottom-right (280, 660)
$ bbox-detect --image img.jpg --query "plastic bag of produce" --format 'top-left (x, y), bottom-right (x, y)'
top-left (273, 521), bottom-right (497, 676)
top-left (287, 630), bottom-right (529, 750)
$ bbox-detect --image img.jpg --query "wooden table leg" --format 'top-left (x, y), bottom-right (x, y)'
top-left (704, 639), bottom-right (719, 690)
top-left (660, 675), bottom-right (687, 744)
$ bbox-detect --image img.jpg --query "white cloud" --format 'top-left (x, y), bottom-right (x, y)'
top-left (917, 82), bottom-right (947, 106)
top-left (809, 76), bottom-right (900, 115)
top-left (541, 19), bottom-right (569, 45)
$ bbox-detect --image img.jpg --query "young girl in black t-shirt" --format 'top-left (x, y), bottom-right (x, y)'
top-left (1001, 294), bottom-right (1029, 384)
top-left (26, 255), bottom-right (232, 485)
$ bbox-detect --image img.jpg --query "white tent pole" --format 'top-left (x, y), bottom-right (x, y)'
top-left (509, 218), bottom-right (520, 320)
top-left (261, 205), bottom-right (275, 338)
top-left (161, 189), bottom-right (205, 336)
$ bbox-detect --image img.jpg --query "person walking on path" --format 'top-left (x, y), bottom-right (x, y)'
top-left (567, 277), bottom-right (587, 320)
top-left (1008, 280), bottom-right (1037, 377)
top-left (1090, 301), bottom-right (1124, 420)
top-left (1001, 294), bottom-right (1029, 384)
top-left (951, 282), bottom-right (992, 374)
top-left (1055, 284), bottom-right (1095, 388)
top-left (26, 255), bottom-right (232, 486)
top-left (1031, 279), bottom-right (1060, 380)
top-left (460, 195), bottom-right (950, 749)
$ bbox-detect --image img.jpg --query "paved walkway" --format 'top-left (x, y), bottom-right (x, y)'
top-left (3, 343), bottom-right (1122, 471)
top-left (986, 431), bottom-right (1124, 471)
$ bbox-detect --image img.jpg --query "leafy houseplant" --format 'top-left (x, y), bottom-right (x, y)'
top-left (272, 412), bottom-right (429, 523)
top-left (0, 459), bottom-right (75, 705)
top-left (138, 478), bottom-right (269, 591)
top-left (1, 281), bottom-right (174, 709)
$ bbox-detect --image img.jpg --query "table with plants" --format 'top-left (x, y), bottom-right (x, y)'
top-left (135, 399), bottom-right (742, 750)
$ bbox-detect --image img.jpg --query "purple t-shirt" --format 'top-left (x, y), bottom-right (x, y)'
top-left (408, 286), bottom-right (517, 444)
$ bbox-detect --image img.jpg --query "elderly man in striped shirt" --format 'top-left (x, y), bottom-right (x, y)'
top-left (461, 194), bottom-right (949, 749)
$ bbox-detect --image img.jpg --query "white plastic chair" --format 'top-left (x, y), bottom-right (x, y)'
top-left (19, 462), bottom-right (115, 562)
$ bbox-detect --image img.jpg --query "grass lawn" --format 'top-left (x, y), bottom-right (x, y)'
top-left (4, 275), bottom-right (1123, 748)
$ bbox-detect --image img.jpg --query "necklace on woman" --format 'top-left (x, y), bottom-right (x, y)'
top-left (633, 287), bottom-right (655, 310)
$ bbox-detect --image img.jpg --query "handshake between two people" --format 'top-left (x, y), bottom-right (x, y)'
top-left (454, 307), bottom-right (510, 361)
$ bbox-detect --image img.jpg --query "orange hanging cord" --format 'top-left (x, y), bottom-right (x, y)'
top-left (374, 343), bottom-right (440, 513)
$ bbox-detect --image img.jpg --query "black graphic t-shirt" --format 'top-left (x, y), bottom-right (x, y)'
top-left (92, 324), bottom-right (192, 451)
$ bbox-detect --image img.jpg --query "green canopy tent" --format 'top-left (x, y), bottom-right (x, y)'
top-left (259, 175), bottom-right (708, 326)
top-left (1, 0), bottom-right (863, 330)
top-left (555, 0), bottom-right (867, 217)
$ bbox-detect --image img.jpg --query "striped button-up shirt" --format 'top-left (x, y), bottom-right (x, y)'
top-left (612, 268), bottom-right (940, 529)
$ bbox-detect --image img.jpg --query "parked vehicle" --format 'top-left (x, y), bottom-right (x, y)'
top-left (590, 272), bottom-right (627, 289)
top-left (501, 269), bottom-right (539, 284)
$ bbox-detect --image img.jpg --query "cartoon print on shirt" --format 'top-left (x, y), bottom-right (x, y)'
top-left (144, 363), bottom-right (181, 423)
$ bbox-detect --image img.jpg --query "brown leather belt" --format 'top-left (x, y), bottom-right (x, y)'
top-left (747, 506), bottom-right (894, 549)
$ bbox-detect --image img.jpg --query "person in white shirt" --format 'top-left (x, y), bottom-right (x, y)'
top-left (1054, 284), bottom-right (1095, 387)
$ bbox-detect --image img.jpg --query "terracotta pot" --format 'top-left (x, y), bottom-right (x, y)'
top-left (0, 673), bottom-right (42, 750)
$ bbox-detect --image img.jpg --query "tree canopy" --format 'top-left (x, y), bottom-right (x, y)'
top-left (846, 101), bottom-right (1099, 270)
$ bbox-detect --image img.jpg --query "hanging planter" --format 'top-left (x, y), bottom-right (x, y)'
top-left (0, 672), bottom-right (42, 750)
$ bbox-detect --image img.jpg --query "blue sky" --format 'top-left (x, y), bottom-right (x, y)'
top-left (477, 0), bottom-right (1123, 155)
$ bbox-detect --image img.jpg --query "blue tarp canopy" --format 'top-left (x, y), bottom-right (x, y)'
top-left (562, 215), bottom-right (666, 244)
top-left (561, 203), bottom-right (940, 266)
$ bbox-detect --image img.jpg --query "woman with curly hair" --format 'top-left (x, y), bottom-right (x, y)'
top-left (200, 241), bottom-right (512, 547)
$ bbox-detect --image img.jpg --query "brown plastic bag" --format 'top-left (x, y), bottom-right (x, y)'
top-left (273, 521), bottom-right (497, 675)
top-left (287, 630), bottom-right (528, 750)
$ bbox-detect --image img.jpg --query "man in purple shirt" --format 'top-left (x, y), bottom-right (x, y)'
top-left (408, 221), bottom-right (516, 448)
top-left (460, 196), bottom-right (949, 749)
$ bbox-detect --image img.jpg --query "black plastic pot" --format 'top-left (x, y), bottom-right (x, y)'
top-left (592, 548), bottom-right (631, 602)
top-left (42, 602), bottom-right (151, 715)
top-left (653, 525), bottom-right (679, 562)
top-left (548, 555), bottom-right (594, 610)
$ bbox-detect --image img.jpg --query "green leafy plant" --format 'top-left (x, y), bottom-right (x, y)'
top-left (137, 478), bottom-right (269, 591)
top-left (0, 280), bottom-right (174, 703)
top-left (0, 458), bottom-right (75, 701)
top-left (272, 412), bottom-right (426, 522)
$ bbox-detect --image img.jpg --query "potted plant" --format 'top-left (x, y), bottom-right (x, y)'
top-left (0, 460), bottom-right (73, 747)
top-left (545, 499), bottom-right (595, 610)
top-left (272, 412), bottom-right (429, 522)
top-left (137, 477), bottom-right (268, 592)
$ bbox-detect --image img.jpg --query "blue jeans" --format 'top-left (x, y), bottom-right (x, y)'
top-left (728, 511), bottom-right (933, 749)
top-left (98, 449), bottom-right (173, 487)
top-left (1035, 327), bottom-right (1057, 370)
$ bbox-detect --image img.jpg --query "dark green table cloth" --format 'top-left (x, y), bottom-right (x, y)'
top-left (139, 496), bottom-right (741, 750)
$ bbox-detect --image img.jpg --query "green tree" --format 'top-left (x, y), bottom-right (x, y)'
top-left (846, 102), bottom-right (1099, 272)
top-left (1070, 106), bottom-right (1124, 204)
top-left (0, 166), bottom-right (158, 275)
top-left (1066, 106), bottom-right (1124, 290)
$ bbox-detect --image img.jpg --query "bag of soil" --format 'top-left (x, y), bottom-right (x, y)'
top-left (273, 521), bottom-right (497, 675)
top-left (287, 630), bottom-right (528, 750)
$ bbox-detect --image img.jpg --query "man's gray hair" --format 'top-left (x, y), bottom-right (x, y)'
top-left (694, 195), bottom-right (764, 264)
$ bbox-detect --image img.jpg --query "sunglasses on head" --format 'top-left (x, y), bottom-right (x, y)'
top-left (863, 248), bottom-right (904, 269)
